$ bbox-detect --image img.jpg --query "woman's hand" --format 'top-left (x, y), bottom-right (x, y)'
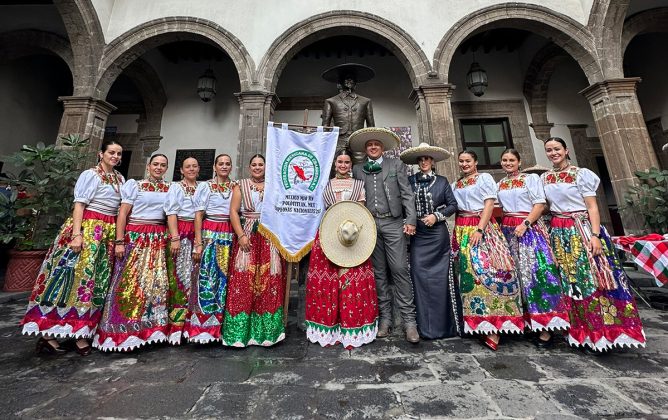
top-left (69, 236), bottom-right (83, 253)
top-left (192, 243), bottom-right (203, 262)
top-left (239, 234), bottom-right (250, 252)
top-left (114, 244), bottom-right (125, 259)
top-left (170, 238), bottom-right (180, 253)
top-left (513, 224), bottom-right (528, 238)
top-left (470, 230), bottom-right (483, 247)
top-left (421, 214), bottom-right (437, 227)
top-left (590, 236), bottom-right (602, 257)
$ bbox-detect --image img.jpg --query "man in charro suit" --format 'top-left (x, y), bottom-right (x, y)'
top-left (350, 127), bottom-right (419, 343)
top-left (321, 64), bottom-right (375, 152)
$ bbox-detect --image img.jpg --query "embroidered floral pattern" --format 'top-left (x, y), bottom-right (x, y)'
top-left (138, 180), bottom-right (170, 192)
top-left (544, 167), bottom-right (577, 185)
top-left (498, 174), bottom-right (526, 191)
top-left (456, 175), bottom-right (478, 189)
top-left (180, 181), bottom-right (196, 196)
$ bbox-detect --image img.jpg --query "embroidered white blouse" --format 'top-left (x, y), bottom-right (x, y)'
top-left (497, 173), bottom-right (546, 213)
top-left (164, 181), bottom-right (199, 221)
top-left (73, 168), bottom-right (125, 216)
top-left (121, 179), bottom-right (169, 223)
top-left (194, 180), bottom-right (233, 217)
top-left (541, 166), bottom-right (600, 213)
top-left (452, 172), bottom-right (497, 212)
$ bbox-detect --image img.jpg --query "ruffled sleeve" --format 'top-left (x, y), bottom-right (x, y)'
top-left (72, 169), bottom-right (98, 204)
top-left (194, 182), bottom-right (210, 212)
top-left (121, 179), bottom-right (139, 206)
top-left (576, 168), bottom-right (600, 197)
top-left (477, 173), bottom-right (497, 200)
top-left (525, 174), bottom-right (547, 204)
top-left (164, 183), bottom-right (182, 216)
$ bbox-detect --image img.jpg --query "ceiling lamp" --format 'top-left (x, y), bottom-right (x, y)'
top-left (466, 60), bottom-right (488, 97)
top-left (197, 68), bottom-right (217, 102)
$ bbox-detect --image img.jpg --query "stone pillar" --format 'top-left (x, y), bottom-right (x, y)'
top-left (235, 91), bottom-right (279, 178)
top-left (412, 84), bottom-right (459, 181)
top-left (567, 124), bottom-right (613, 232)
top-left (529, 122), bottom-right (554, 142)
top-left (57, 96), bottom-right (116, 156)
top-left (580, 78), bottom-right (660, 233)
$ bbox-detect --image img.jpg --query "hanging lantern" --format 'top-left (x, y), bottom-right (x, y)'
top-left (466, 61), bottom-right (488, 97)
top-left (197, 68), bottom-right (217, 102)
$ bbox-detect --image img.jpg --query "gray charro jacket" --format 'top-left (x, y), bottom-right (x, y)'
top-left (353, 157), bottom-right (417, 225)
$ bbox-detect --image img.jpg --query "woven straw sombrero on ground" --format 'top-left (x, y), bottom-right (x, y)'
top-left (522, 164), bottom-right (550, 175)
top-left (319, 201), bottom-right (377, 268)
top-left (399, 142), bottom-right (451, 164)
top-left (348, 127), bottom-right (400, 153)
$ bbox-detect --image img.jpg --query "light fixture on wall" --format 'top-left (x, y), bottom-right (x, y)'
top-left (466, 52), bottom-right (488, 97)
top-left (197, 67), bottom-right (217, 102)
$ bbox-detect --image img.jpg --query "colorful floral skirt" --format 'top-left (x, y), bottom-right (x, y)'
top-left (502, 216), bottom-right (570, 332)
top-left (452, 216), bottom-right (524, 334)
top-left (550, 218), bottom-right (645, 350)
top-left (183, 219), bottom-right (233, 343)
top-left (21, 210), bottom-right (116, 339)
top-left (222, 222), bottom-right (285, 347)
top-left (93, 224), bottom-right (170, 351)
top-left (166, 220), bottom-right (197, 344)
top-left (305, 232), bottom-right (378, 349)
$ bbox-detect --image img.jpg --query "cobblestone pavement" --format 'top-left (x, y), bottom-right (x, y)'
top-left (1, 297), bottom-right (666, 419)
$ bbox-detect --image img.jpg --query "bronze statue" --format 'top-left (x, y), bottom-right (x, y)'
top-left (321, 64), bottom-right (376, 151)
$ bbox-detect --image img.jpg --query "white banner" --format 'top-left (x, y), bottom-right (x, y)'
top-left (259, 122), bottom-right (339, 261)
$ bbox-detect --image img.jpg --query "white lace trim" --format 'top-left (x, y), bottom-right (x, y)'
top-left (223, 332), bottom-right (286, 348)
top-left (167, 331), bottom-right (182, 345)
top-left (528, 316), bottom-right (571, 332)
top-left (184, 331), bottom-right (220, 344)
top-left (464, 320), bottom-right (523, 335)
top-left (92, 331), bottom-right (168, 352)
top-left (306, 325), bottom-right (378, 348)
top-left (567, 332), bottom-right (647, 351)
top-left (22, 322), bottom-right (95, 339)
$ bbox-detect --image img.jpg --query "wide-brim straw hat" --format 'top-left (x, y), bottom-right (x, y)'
top-left (522, 164), bottom-right (550, 175)
top-left (319, 201), bottom-right (377, 268)
top-left (321, 63), bottom-right (375, 84)
top-left (399, 142), bottom-right (451, 164)
top-left (348, 127), bottom-right (401, 153)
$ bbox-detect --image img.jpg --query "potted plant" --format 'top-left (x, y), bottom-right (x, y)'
top-left (623, 167), bottom-right (668, 234)
top-left (0, 135), bottom-right (90, 292)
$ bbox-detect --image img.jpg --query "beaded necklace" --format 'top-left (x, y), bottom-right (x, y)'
top-left (95, 164), bottom-right (121, 194)
top-left (212, 177), bottom-right (232, 199)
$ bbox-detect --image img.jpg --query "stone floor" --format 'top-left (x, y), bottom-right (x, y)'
top-left (0, 296), bottom-right (667, 420)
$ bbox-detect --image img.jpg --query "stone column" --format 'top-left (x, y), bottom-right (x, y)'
top-left (529, 122), bottom-right (554, 142)
top-left (412, 84), bottom-right (459, 181)
top-left (580, 78), bottom-right (660, 233)
top-left (57, 96), bottom-right (116, 155)
top-left (235, 91), bottom-right (279, 178)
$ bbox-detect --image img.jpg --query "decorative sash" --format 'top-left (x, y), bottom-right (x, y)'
top-left (503, 211), bottom-right (549, 233)
top-left (552, 211), bottom-right (617, 290)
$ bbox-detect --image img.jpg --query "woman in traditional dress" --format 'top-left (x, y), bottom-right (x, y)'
top-left (497, 149), bottom-right (569, 347)
top-left (21, 140), bottom-right (125, 356)
top-left (185, 154), bottom-right (235, 343)
top-left (542, 137), bottom-right (645, 352)
top-left (164, 157), bottom-right (200, 344)
top-left (93, 154), bottom-right (171, 351)
top-left (223, 154), bottom-right (286, 347)
top-left (451, 150), bottom-right (523, 351)
top-left (400, 143), bottom-right (460, 339)
top-left (305, 149), bottom-right (378, 348)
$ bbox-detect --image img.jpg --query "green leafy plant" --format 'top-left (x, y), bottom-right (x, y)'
top-left (623, 167), bottom-right (668, 233)
top-left (0, 135), bottom-right (90, 250)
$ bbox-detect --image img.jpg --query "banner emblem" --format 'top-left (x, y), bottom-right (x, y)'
top-left (281, 150), bottom-right (320, 191)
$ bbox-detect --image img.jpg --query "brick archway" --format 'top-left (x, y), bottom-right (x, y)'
top-left (0, 30), bottom-right (74, 76)
top-left (621, 7), bottom-right (668, 56)
top-left (54, 0), bottom-right (105, 96)
top-left (433, 3), bottom-right (603, 84)
top-left (256, 10), bottom-right (432, 92)
top-left (95, 17), bottom-right (255, 98)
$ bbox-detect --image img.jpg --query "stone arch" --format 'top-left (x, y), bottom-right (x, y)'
top-left (434, 3), bottom-right (603, 84)
top-left (122, 58), bottom-right (167, 137)
top-left (523, 43), bottom-right (569, 140)
top-left (256, 10), bottom-right (432, 92)
top-left (621, 7), bottom-right (668, 56)
top-left (586, 0), bottom-right (629, 79)
top-left (54, 0), bottom-right (105, 95)
top-left (95, 17), bottom-right (255, 98)
top-left (0, 30), bottom-right (74, 75)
